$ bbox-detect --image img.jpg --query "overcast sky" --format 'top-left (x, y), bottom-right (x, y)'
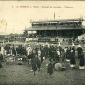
top-left (0, 1), bottom-right (85, 35)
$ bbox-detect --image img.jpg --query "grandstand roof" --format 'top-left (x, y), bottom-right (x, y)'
top-left (27, 18), bottom-right (85, 31)
top-left (31, 18), bottom-right (83, 24)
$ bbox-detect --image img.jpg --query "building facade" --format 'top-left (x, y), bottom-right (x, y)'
top-left (26, 18), bottom-right (85, 43)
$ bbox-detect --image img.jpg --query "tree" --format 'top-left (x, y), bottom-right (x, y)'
top-left (23, 30), bottom-right (28, 38)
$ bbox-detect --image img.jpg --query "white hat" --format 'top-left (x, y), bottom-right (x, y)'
top-left (46, 42), bottom-right (48, 45)
top-left (43, 44), bottom-right (45, 47)
top-left (58, 44), bottom-right (61, 46)
top-left (78, 44), bottom-right (81, 47)
top-left (51, 44), bottom-right (54, 46)
top-left (72, 43), bottom-right (75, 47)
top-left (72, 42), bottom-right (75, 46)
top-left (58, 42), bottom-right (61, 46)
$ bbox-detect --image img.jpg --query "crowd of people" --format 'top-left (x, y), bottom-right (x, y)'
top-left (0, 42), bottom-right (84, 76)
top-left (28, 43), bottom-right (85, 75)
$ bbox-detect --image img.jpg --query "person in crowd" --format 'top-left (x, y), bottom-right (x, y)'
top-left (77, 44), bottom-right (83, 59)
top-left (31, 48), bottom-right (41, 75)
top-left (27, 47), bottom-right (33, 64)
top-left (16, 45), bottom-right (21, 55)
top-left (36, 54), bottom-right (41, 71)
top-left (4, 44), bottom-right (11, 55)
top-left (70, 45), bottom-right (76, 68)
top-left (58, 43), bottom-right (62, 57)
top-left (31, 50), bottom-right (37, 76)
top-left (40, 45), bottom-right (45, 63)
top-left (49, 44), bottom-right (54, 62)
top-left (22, 46), bottom-right (27, 56)
top-left (22, 55), bottom-right (27, 62)
top-left (57, 48), bottom-right (60, 62)
top-left (0, 52), bottom-right (3, 62)
top-left (37, 47), bottom-right (41, 61)
top-left (34, 47), bottom-right (41, 71)
top-left (11, 44), bottom-right (16, 56)
top-left (26, 44), bottom-right (32, 56)
top-left (63, 47), bottom-right (71, 69)
top-left (77, 45), bottom-right (85, 69)
top-left (43, 44), bottom-right (49, 59)
top-left (47, 61), bottom-right (54, 75)
top-left (61, 48), bottom-right (65, 62)
top-left (16, 45), bottom-right (25, 56)
top-left (65, 47), bottom-right (71, 62)
top-left (1, 45), bottom-right (5, 56)
top-left (0, 52), bottom-right (3, 68)
top-left (64, 47), bottom-right (68, 61)
top-left (79, 51), bottom-right (85, 69)
top-left (34, 46), bottom-right (38, 56)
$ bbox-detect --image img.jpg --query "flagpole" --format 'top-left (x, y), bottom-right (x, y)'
top-left (54, 12), bottom-right (55, 20)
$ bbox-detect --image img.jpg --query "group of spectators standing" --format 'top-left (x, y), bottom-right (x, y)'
top-left (27, 43), bottom-right (85, 75)
top-left (0, 43), bottom-right (84, 76)
top-left (25, 43), bottom-right (85, 75)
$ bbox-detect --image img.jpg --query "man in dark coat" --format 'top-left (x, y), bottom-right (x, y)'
top-left (4, 44), bottom-right (10, 55)
top-left (77, 45), bottom-right (85, 69)
top-left (31, 53), bottom-right (37, 75)
top-left (31, 49), bottom-right (41, 75)
top-left (49, 45), bottom-right (55, 62)
top-left (43, 45), bottom-right (49, 59)
top-left (36, 56), bottom-right (41, 71)
top-left (65, 47), bottom-right (71, 61)
top-left (40, 46), bottom-right (45, 63)
top-left (12, 45), bottom-right (16, 56)
top-left (77, 45), bottom-right (83, 59)
top-left (0, 53), bottom-right (3, 68)
top-left (70, 46), bottom-right (76, 68)
top-left (79, 52), bottom-right (84, 68)
top-left (47, 61), bottom-right (54, 75)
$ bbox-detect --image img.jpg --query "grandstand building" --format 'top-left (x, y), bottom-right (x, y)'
top-left (26, 18), bottom-right (85, 42)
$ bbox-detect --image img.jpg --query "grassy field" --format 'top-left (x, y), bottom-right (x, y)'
top-left (0, 59), bottom-right (85, 85)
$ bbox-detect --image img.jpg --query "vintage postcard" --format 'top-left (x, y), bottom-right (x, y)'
top-left (0, 1), bottom-right (85, 85)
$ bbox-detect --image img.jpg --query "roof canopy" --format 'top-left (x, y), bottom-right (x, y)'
top-left (31, 18), bottom-right (83, 27)
top-left (27, 18), bottom-right (85, 31)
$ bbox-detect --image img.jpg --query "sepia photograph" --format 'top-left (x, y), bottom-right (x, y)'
top-left (0, 1), bottom-right (85, 85)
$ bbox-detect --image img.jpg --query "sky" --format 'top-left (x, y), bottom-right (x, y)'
top-left (0, 1), bottom-right (85, 35)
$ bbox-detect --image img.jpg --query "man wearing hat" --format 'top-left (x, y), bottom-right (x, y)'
top-left (77, 44), bottom-right (83, 59)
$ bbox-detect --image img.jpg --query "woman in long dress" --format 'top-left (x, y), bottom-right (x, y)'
top-left (79, 52), bottom-right (85, 69)
top-left (70, 47), bottom-right (76, 68)
top-left (77, 45), bottom-right (85, 69)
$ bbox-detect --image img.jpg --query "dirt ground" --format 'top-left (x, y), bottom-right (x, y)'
top-left (0, 59), bottom-right (85, 85)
